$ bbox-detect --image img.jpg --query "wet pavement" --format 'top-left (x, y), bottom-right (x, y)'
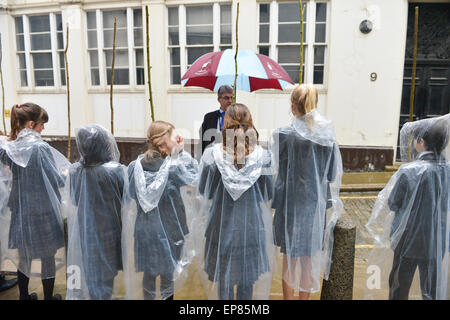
top-left (0, 192), bottom-right (382, 300)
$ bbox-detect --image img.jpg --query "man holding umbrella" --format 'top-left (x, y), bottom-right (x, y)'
top-left (199, 85), bottom-right (233, 154)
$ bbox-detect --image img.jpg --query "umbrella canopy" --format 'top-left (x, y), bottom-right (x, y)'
top-left (181, 49), bottom-right (294, 92)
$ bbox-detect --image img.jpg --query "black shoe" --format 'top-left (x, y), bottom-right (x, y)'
top-left (45, 294), bottom-right (62, 300)
top-left (20, 292), bottom-right (38, 300)
top-left (0, 277), bottom-right (18, 292)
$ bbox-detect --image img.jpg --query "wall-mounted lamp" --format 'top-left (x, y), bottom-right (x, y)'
top-left (359, 20), bottom-right (373, 34)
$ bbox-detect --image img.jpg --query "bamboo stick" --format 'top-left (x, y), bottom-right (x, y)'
top-left (64, 24), bottom-right (71, 161)
top-left (0, 34), bottom-right (6, 135)
top-left (0, 71), bottom-right (4, 136)
top-left (298, 0), bottom-right (306, 85)
top-left (408, 6), bottom-right (419, 162)
top-left (233, 2), bottom-right (240, 104)
top-left (110, 17), bottom-right (117, 135)
top-left (146, 6), bottom-right (155, 122)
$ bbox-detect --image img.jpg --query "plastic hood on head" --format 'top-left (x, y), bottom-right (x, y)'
top-left (400, 114), bottom-right (450, 162)
top-left (76, 124), bottom-right (120, 166)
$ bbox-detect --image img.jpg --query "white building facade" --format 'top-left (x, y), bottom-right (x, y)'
top-left (1, 0), bottom-right (444, 167)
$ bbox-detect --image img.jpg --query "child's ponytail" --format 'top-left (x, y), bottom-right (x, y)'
top-left (10, 104), bottom-right (21, 140)
top-left (9, 103), bottom-right (48, 140)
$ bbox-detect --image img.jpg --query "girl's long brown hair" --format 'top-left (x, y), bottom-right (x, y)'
top-left (10, 103), bottom-right (48, 140)
top-left (222, 103), bottom-right (259, 169)
top-left (144, 120), bottom-right (175, 160)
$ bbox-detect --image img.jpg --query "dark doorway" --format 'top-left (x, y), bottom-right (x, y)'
top-left (397, 3), bottom-right (450, 160)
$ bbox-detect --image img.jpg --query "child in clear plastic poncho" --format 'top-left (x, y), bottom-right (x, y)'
top-left (195, 103), bottom-right (275, 300)
top-left (63, 124), bottom-right (126, 300)
top-left (122, 121), bottom-right (198, 300)
top-left (0, 103), bottom-right (70, 300)
top-left (366, 114), bottom-right (449, 300)
top-left (270, 84), bottom-right (343, 300)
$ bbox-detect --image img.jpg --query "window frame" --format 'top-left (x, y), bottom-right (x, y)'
top-left (167, 2), bottom-right (233, 87)
top-left (84, 7), bottom-right (145, 89)
top-left (14, 13), bottom-right (66, 89)
top-left (257, 0), bottom-right (330, 88)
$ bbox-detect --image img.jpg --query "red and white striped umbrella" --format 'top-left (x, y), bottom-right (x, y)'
top-left (181, 49), bottom-right (294, 92)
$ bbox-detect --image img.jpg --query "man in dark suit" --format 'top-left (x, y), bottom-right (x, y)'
top-left (199, 85), bottom-right (233, 154)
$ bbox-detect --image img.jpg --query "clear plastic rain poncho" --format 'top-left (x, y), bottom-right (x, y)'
top-left (63, 124), bottom-right (126, 300)
top-left (365, 114), bottom-right (449, 300)
top-left (270, 109), bottom-right (344, 293)
top-left (194, 142), bottom-right (275, 300)
top-left (122, 150), bottom-right (198, 300)
top-left (0, 129), bottom-right (69, 280)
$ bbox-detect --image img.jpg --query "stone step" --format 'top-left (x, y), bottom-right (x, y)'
top-left (342, 171), bottom-right (395, 185)
top-left (340, 171), bottom-right (395, 192)
top-left (385, 162), bottom-right (406, 172)
top-left (340, 183), bottom-right (386, 192)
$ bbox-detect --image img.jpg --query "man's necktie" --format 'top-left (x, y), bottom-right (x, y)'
top-left (220, 112), bottom-right (225, 131)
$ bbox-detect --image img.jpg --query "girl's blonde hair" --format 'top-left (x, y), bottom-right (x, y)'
top-left (10, 103), bottom-right (48, 140)
top-left (291, 83), bottom-right (318, 128)
top-left (222, 103), bottom-right (259, 169)
top-left (144, 120), bottom-right (175, 160)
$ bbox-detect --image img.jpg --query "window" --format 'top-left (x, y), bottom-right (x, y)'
top-left (56, 14), bottom-right (65, 86)
top-left (168, 4), bottom-right (232, 85)
top-left (168, 7), bottom-right (180, 84)
top-left (86, 8), bottom-right (144, 87)
top-left (14, 13), bottom-right (65, 87)
top-left (220, 5), bottom-right (232, 51)
top-left (258, 1), bottom-right (328, 85)
top-left (15, 17), bottom-right (27, 87)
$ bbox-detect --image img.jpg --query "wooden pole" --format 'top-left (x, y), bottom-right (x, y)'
top-left (110, 17), bottom-right (117, 135)
top-left (0, 34), bottom-right (6, 135)
top-left (0, 70), bottom-right (4, 136)
top-left (64, 24), bottom-right (71, 161)
top-left (233, 2), bottom-right (240, 104)
top-left (409, 7), bottom-right (419, 122)
top-left (408, 6), bottom-right (419, 161)
top-left (146, 6), bottom-right (155, 122)
top-left (298, 0), bottom-right (305, 85)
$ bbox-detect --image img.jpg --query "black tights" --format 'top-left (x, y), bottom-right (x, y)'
top-left (143, 272), bottom-right (174, 300)
top-left (218, 280), bottom-right (254, 300)
top-left (17, 256), bottom-right (56, 300)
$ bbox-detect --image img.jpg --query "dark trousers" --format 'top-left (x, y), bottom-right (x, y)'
top-left (218, 279), bottom-right (254, 300)
top-left (389, 249), bottom-right (438, 300)
top-left (143, 272), bottom-right (174, 300)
